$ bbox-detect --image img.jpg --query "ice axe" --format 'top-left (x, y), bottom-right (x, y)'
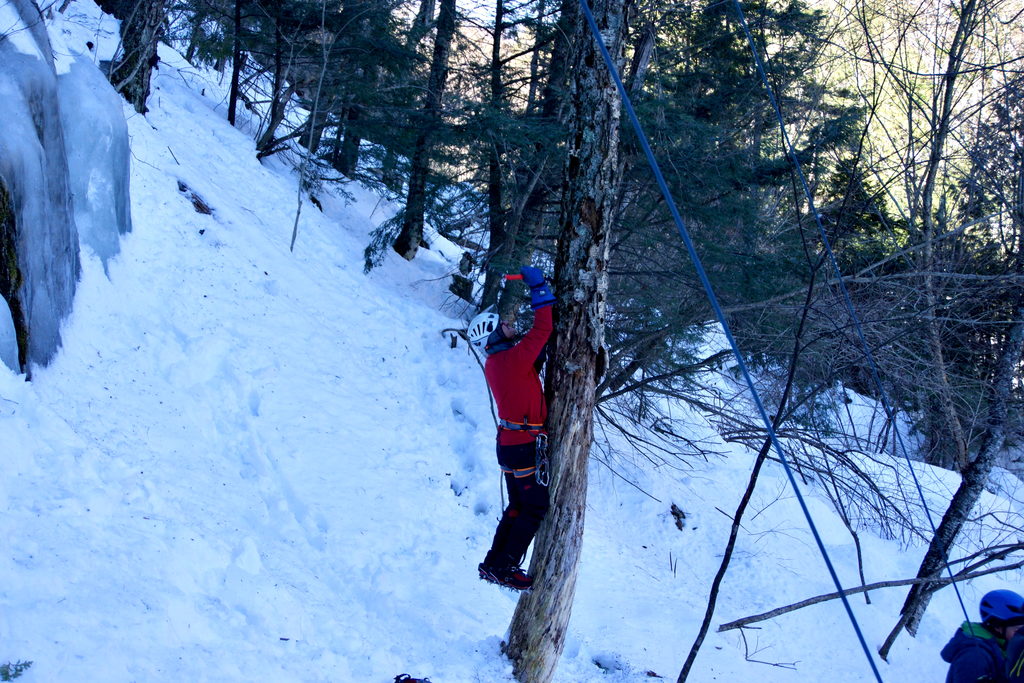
top-left (499, 273), bottom-right (523, 294)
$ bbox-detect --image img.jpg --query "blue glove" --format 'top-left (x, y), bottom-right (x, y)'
top-left (520, 266), bottom-right (546, 287)
top-left (520, 266), bottom-right (555, 309)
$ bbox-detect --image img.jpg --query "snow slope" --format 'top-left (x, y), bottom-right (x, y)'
top-left (2, 3), bottom-right (1022, 681)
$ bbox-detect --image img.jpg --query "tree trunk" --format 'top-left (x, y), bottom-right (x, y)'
top-left (406, 0), bottom-right (437, 49)
top-left (227, 0), bottom-right (244, 126)
top-left (335, 105), bottom-right (362, 177)
top-left (184, 6), bottom-right (207, 64)
top-left (487, 0), bottom-right (507, 267)
top-left (883, 61), bottom-right (1024, 648)
top-left (0, 180), bottom-right (26, 371)
top-left (915, 0), bottom-right (981, 471)
top-left (255, 20), bottom-right (293, 159)
top-left (524, 0), bottom-right (547, 113)
top-left (109, 0), bottom-right (167, 114)
top-left (625, 20), bottom-right (655, 98)
top-left (504, 0), bottom-right (628, 680)
top-left (394, 139), bottom-right (432, 259)
top-left (393, 0), bottom-right (457, 260)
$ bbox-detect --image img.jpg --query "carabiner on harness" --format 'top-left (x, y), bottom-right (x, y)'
top-left (498, 418), bottom-right (549, 486)
top-left (535, 433), bottom-right (550, 487)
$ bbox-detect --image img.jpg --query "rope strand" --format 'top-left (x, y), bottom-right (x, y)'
top-left (576, 0), bottom-right (885, 677)
top-left (729, 0), bottom-right (970, 628)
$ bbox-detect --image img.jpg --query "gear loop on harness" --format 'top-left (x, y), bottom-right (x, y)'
top-left (498, 418), bottom-right (546, 435)
top-left (498, 418), bottom-right (550, 487)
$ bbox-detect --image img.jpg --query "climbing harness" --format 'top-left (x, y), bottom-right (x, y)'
top-left (499, 419), bottom-right (550, 487)
top-left (500, 463), bottom-right (539, 479)
top-left (498, 418), bottom-right (545, 434)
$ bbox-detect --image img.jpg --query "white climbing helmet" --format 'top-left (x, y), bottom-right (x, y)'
top-left (468, 311), bottom-right (501, 349)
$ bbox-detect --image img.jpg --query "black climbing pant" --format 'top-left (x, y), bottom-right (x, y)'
top-left (484, 441), bottom-right (550, 568)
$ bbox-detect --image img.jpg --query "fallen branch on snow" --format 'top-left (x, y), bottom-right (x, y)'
top-left (718, 557), bottom-right (1024, 632)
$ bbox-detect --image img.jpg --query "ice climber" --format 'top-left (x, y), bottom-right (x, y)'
top-left (467, 265), bottom-right (555, 591)
top-left (941, 589), bottom-right (1024, 683)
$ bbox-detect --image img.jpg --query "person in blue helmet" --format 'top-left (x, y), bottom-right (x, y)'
top-left (941, 589), bottom-right (1024, 682)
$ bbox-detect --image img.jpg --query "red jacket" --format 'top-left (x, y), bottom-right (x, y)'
top-left (485, 305), bottom-right (553, 445)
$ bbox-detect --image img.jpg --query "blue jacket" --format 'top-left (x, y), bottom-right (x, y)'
top-left (941, 622), bottom-right (1007, 683)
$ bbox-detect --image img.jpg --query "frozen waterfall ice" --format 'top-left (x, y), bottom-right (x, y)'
top-left (0, 0), bottom-right (81, 369)
top-left (58, 55), bottom-right (133, 270)
top-left (0, 0), bottom-right (132, 371)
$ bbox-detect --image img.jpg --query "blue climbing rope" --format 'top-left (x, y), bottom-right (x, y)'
top-left (575, 0), bottom-right (885, 679)
top-left (729, 0), bottom-right (970, 626)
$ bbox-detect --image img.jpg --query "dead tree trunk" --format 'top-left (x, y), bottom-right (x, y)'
top-left (503, 0), bottom-right (628, 680)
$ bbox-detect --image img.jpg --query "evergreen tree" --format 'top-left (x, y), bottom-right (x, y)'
top-left (597, 0), bottom-right (862, 433)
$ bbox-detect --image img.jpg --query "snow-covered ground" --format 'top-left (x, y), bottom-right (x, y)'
top-left (2, 3), bottom-right (1023, 681)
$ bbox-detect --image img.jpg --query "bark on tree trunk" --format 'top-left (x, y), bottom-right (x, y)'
top-left (914, 0), bottom-right (980, 471)
top-left (484, 0), bottom-right (509, 305)
top-left (333, 2), bottom-right (378, 178)
top-left (480, 0), bottom-right (532, 318)
top-left (883, 113), bottom-right (1024, 651)
top-left (393, 0), bottom-right (457, 260)
top-left (109, 0), bottom-right (167, 114)
top-left (503, 0), bottom-right (627, 680)
top-left (877, 2), bottom-right (989, 654)
top-left (336, 105), bottom-right (362, 177)
top-left (394, 132), bottom-right (432, 258)
top-left (406, 0), bottom-right (437, 49)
